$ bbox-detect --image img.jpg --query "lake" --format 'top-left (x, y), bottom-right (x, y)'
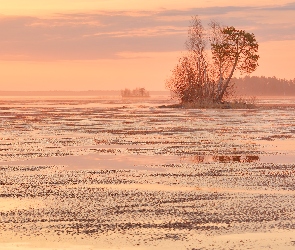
top-left (1, 95), bottom-right (295, 249)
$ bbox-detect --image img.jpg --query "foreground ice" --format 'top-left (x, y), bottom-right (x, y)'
top-left (0, 96), bottom-right (295, 249)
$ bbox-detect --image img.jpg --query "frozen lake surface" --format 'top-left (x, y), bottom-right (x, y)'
top-left (0, 96), bottom-right (295, 249)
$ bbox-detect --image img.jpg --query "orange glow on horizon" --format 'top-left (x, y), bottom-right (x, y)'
top-left (0, 52), bottom-right (180, 91)
top-left (0, 1), bottom-right (294, 91)
top-left (1, 39), bottom-right (294, 91)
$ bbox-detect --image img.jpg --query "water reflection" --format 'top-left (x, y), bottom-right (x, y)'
top-left (0, 153), bottom-right (261, 171)
top-left (184, 155), bottom-right (260, 164)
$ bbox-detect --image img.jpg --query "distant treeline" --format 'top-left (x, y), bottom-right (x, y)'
top-left (121, 88), bottom-right (150, 98)
top-left (234, 76), bottom-right (295, 96)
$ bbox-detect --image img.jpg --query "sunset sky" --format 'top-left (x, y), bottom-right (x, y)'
top-left (0, 0), bottom-right (294, 91)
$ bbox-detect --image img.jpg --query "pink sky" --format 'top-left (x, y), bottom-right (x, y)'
top-left (0, 1), bottom-right (294, 90)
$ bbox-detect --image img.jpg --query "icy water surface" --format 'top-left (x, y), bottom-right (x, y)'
top-left (1, 96), bottom-right (295, 249)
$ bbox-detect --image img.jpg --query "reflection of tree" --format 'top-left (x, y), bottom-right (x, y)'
top-left (191, 155), bottom-right (206, 163)
top-left (244, 155), bottom-right (260, 163)
top-left (213, 155), bottom-right (260, 163)
top-left (186, 154), bottom-right (260, 163)
top-left (232, 156), bottom-right (241, 162)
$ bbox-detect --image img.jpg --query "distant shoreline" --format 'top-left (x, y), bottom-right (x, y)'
top-left (0, 91), bottom-right (170, 96)
top-left (0, 91), bottom-right (294, 97)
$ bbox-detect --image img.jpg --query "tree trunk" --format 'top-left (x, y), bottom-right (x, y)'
top-left (215, 54), bottom-right (239, 103)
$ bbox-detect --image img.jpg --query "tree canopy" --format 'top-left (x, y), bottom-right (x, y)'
top-left (166, 16), bottom-right (259, 105)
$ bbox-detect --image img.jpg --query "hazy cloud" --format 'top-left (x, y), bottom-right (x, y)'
top-left (0, 2), bottom-right (294, 60)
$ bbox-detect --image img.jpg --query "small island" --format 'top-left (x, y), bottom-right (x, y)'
top-left (121, 87), bottom-right (150, 98)
top-left (166, 16), bottom-right (259, 109)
